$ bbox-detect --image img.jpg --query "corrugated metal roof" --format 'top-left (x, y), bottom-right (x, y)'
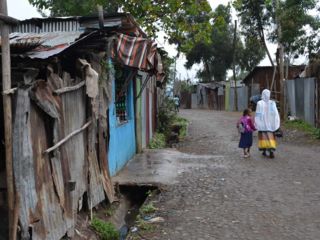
top-left (11, 15), bottom-right (125, 34)
top-left (6, 31), bottom-right (93, 59)
top-left (10, 13), bottom-right (146, 37)
top-left (12, 19), bottom-right (81, 33)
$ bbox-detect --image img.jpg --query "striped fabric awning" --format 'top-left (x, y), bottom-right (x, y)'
top-left (112, 34), bottom-right (164, 82)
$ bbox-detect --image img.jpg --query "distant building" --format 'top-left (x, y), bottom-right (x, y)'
top-left (242, 65), bottom-right (305, 100)
top-left (192, 82), bottom-right (225, 110)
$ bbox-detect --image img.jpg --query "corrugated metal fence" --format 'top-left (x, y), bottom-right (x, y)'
top-left (228, 86), bottom-right (249, 111)
top-left (286, 78), bottom-right (316, 126)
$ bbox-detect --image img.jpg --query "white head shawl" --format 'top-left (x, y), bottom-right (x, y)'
top-left (261, 89), bottom-right (270, 102)
top-left (254, 89), bottom-right (280, 131)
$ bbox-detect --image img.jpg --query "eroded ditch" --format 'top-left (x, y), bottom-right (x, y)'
top-left (107, 184), bottom-right (161, 239)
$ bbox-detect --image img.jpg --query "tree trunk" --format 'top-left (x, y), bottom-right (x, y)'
top-left (233, 20), bottom-right (238, 111)
top-left (260, 30), bottom-right (277, 92)
top-left (275, 0), bottom-right (285, 120)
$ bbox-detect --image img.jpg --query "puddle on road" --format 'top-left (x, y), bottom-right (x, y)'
top-left (113, 149), bottom-right (227, 186)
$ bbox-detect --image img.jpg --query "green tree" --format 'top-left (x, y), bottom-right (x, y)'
top-left (278, 0), bottom-right (320, 58)
top-left (237, 36), bottom-right (265, 72)
top-left (233, 0), bottom-right (274, 67)
top-left (234, 0), bottom-right (320, 62)
top-left (29, 0), bottom-right (213, 54)
top-left (185, 4), bottom-right (265, 82)
top-left (185, 4), bottom-right (234, 82)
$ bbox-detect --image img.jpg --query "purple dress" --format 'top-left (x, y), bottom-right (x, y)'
top-left (238, 116), bottom-right (256, 149)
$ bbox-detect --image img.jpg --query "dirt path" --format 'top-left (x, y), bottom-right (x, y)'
top-left (149, 109), bottom-right (320, 240)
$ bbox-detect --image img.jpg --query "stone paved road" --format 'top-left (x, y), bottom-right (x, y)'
top-left (150, 109), bottom-right (320, 240)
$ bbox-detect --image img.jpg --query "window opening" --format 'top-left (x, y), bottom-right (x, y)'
top-left (115, 64), bottom-right (128, 123)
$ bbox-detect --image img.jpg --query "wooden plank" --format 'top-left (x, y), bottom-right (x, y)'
top-left (87, 121), bottom-right (105, 208)
top-left (0, 1), bottom-right (15, 238)
top-left (97, 76), bottom-right (115, 202)
top-left (61, 87), bottom-right (88, 237)
top-left (12, 89), bottom-right (38, 239)
top-left (53, 81), bottom-right (85, 95)
top-left (98, 122), bottom-right (115, 203)
top-left (44, 121), bottom-right (91, 154)
top-left (2, 87), bottom-right (17, 95)
top-left (30, 103), bottom-right (69, 240)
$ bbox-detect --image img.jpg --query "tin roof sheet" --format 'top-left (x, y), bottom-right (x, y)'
top-left (5, 31), bottom-right (93, 59)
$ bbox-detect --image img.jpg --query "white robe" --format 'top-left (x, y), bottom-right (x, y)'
top-left (254, 89), bottom-right (280, 132)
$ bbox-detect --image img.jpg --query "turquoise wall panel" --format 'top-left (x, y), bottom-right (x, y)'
top-left (108, 76), bottom-right (136, 176)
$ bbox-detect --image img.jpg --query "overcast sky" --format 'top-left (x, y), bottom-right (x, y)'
top-left (7, 0), bottom-right (297, 81)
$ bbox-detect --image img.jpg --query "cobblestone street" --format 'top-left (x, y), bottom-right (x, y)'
top-left (149, 109), bottom-right (320, 240)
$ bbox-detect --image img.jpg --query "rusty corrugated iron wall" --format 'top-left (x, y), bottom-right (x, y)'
top-left (12, 57), bottom-right (114, 240)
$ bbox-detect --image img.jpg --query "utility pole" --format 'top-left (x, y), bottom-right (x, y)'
top-left (275, 0), bottom-right (285, 119)
top-left (173, 56), bottom-right (177, 96)
top-left (0, 1), bottom-right (18, 239)
top-left (232, 20), bottom-right (238, 111)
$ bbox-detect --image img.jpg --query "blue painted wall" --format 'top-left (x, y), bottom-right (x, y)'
top-left (108, 70), bottom-right (136, 176)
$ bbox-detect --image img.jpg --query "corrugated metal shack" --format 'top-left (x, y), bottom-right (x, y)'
top-left (0, 13), bottom-right (163, 240)
top-left (242, 65), bottom-right (305, 101)
top-left (195, 82), bottom-right (225, 110)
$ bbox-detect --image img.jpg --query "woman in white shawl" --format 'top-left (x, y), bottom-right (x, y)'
top-left (254, 89), bottom-right (280, 158)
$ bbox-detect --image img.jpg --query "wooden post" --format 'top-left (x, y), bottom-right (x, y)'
top-left (276, 0), bottom-right (285, 119)
top-left (0, 0), bottom-right (15, 239)
top-left (232, 20), bottom-right (238, 111)
top-left (97, 5), bottom-right (104, 29)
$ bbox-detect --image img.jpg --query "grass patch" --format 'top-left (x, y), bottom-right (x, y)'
top-left (284, 120), bottom-right (320, 139)
top-left (90, 217), bottom-right (119, 240)
top-left (104, 203), bottom-right (117, 217)
top-left (140, 203), bottom-right (157, 215)
top-left (136, 215), bottom-right (155, 232)
top-left (149, 133), bottom-right (166, 149)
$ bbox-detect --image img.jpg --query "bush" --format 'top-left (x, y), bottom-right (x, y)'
top-left (157, 97), bottom-right (176, 133)
top-left (149, 133), bottom-right (166, 149)
top-left (155, 96), bottom-right (189, 145)
top-left (313, 128), bottom-right (320, 139)
top-left (91, 217), bottom-right (119, 240)
top-left (172, 116), bottom-right (188, 139)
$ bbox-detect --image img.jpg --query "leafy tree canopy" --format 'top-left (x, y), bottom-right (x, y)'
top-left (28, 0), bottom-right (213, 54)
top-left (186, 4), bottom-right (265, 82)
top-left (234, 0), bottom-right (320, 60)
top-left (186, 4), bottom-right (233, 82)
top-left (279, 0), bottom-right (320, 56)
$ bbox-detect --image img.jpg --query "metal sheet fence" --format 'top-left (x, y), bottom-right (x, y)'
top-left (229, 86), bottom-right (248, 111)
top-left (251, 83), bottom-right (260, 96)
top-left (286, 78), bottom-right (316, 126)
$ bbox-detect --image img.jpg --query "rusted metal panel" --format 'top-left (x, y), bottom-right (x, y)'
top-left (11, 56), bottom-right (116, 239)
top-left (97, 78), bottom-right (115, 202)
top-left (98, 120), bottom-right (115, 203)
top-left (29, 103), bottom-right (69, 240)
top-left (12, 89), bottom-right (38, 239)
top-left (88, 122), bottom-right (105, 207)
top-left (29, 77), bottom-right (74, 239)
top-left (6, 32), bottom-right (84, 59)
top-left (61, 83), bottom-right (88, 212)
